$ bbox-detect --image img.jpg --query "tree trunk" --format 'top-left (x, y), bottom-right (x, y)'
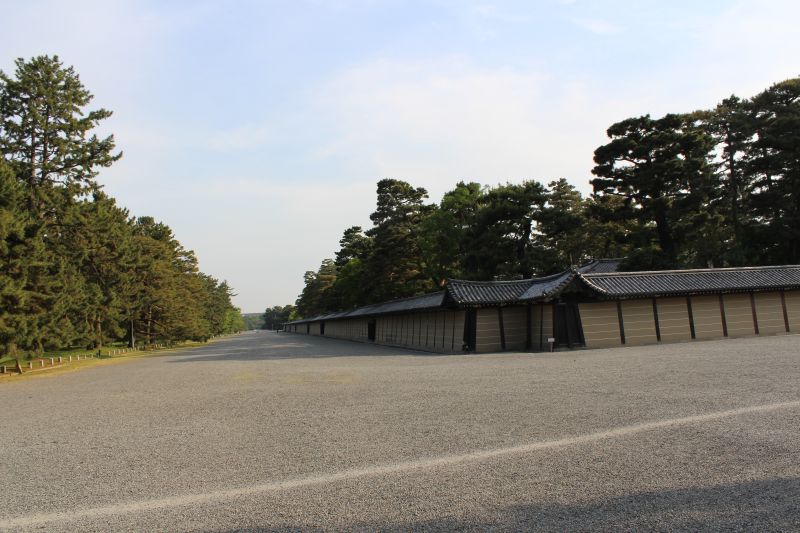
top-left (146, 306), bottom-right (152, 345)
top-left (653, 204), bottom-right (676, 263)
top-left (727, 148), bottom-right (741, 245)
top-left (95, 319), bottom-right (103, 349)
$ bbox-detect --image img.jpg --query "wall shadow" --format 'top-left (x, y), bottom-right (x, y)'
top-left (210, 476), bottom-right (800, 531)
top-left (166, 332), bottom-right (459, 363)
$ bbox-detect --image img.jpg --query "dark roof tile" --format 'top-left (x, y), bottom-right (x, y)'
top-left (445, 279), bottom-right (533, 305)
top-left (288, 263), bottom-right (800, 324)
top-left (519, 271), bottom-right (576, 301)
top-left (582, 265), bottom-right (800, 297)
top-left (288, 291), bottom-right (445, 324)
top-left (578, 259), bottom-right (621, 274)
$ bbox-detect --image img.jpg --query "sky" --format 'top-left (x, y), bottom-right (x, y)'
top-left (2, 0), bottom-right (799, 312)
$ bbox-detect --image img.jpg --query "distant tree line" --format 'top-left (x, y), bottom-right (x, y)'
top-left (261, 306), bottom-right (296, 330)
top-left (291, 77), bottom-right (800, 319)
top-left (241, 313), bottom-right (266, 330)
top-left (0, 55), bottom-right (244, 359)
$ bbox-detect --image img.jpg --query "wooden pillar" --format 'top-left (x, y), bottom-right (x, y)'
top-left (451, 311), bottom-right (457, 351)
top-left (749, 292), bottom-right (759, 335)
top-left (525, 304), bottom-right (532, 350)
top-left (781, 290), bottom-right (790, 332)
top-left (616, 301), bottom-right (626, 345)
top-left (441, 312), bottom-right (447, 348)
top-left (425, 313), bottom-right (431, 347)
top-left (552, 303), bottom-right (558, 348)
top-left (539, 305), bottom-right (545, 351)
top-left (718, 294), bottom-right (728, 337)
top-left (652, 298), bottom-right (661, 342)
top-left (498, 307), bottom-right (506, 351)
top-left (686, 296), bottom-right (696, 340)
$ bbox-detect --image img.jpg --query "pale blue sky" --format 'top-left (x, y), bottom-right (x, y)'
top-left (2, 0), bottom-right (799, 312)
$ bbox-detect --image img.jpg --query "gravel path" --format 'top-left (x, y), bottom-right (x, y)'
top-left (1, 331), bottom-right (799, 531)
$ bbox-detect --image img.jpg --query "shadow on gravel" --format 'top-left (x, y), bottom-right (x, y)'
top-left (211, 476), bottom-right (800, 531)
top-left (167, 334), bottom-right (456, 363)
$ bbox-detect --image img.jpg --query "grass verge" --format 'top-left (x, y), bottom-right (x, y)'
top-left (0, 341), bottom-right (208, 382)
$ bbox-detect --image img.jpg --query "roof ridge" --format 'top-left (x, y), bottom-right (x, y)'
top-left (583, 264), bottom-right (800, 277)
top-left (447, 278), bottom-right (533, 286)
top-left (366, 290), bottom-right (445, 305)
top-left (530, 270), bottom-right (575, 282)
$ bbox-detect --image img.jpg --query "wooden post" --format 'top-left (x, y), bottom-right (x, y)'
top-left (780, 290), bottom-right (790, 332)
top-left (749, 292), bottom-right (759, 335)
top-left (539, 305), bottom-right (544, 352)
top-left (652, 298), bottom-right (661, 342)
top-left (498, 307), bottom-right (506, 351)
top-left (719, 294), bottom-right (728, 337)
top-left (525, 304), bottom-right (532, 351)
top-left (617, 301), bottom-right (626, 345)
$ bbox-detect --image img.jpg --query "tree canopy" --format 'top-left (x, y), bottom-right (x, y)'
top-left (287, 76), bottom-right (800, 319)
top-left (0, 55), bottom-right (243, 360)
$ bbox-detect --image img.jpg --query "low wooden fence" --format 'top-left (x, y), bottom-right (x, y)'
top-left (0, 343), bottom-right (171, 376)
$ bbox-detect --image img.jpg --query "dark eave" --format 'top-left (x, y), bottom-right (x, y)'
top-left (578, 258), bottom-right (622, 274)
top-left (287, 291), bottom-right (446, 325)
top-left (581, 265), bottom-right (800, 298)
top-left (286, 263), bottom-right (800, 324)
top-left (445, 278), bottom-right (534, 306)
top-left (518, 270), bottom-right (577, 301)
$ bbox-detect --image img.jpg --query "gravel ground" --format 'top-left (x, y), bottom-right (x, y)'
top-left (0, 331), bottom-right (799, 531)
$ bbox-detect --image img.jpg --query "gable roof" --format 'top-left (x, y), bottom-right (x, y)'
top-left (286, 263), bottom-right (800, 325)
top-left (347, 291), bottom-right (446, 317)
top-left (288, 291), bottom-right (445, 324)
top-left (445, 278), bottom-right (534, 306)
top-left (578, 259), bottom-right (621, 274)
top-left (581, 265), bottom-right (800, 298)
top-left (518, 271), bottom-right (576, 301)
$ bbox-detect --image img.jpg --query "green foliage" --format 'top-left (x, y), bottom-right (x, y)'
top-left (591, 113), bottom-right (716, 268)
top-left (0, 55), bottom-right (120, 217)
top-left (241, 313), bottom-right (266, 330)
top-left (0, 55), bottom-right (241, 359)
top-left (744, 79), bottom-right (800, 264)
top-left (291, 76), bottom-right (800, 317)
top-left (261, 305), bottom-right (295, 330)
top-left (463, 180), bottom-right (549, 279)
top-left (364, 179), bottom-right (436, 301)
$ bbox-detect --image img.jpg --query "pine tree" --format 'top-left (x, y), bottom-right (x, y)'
top-left (592, 114), bottom-right (716, 268)
top-left (745, 78), bottom-right (800, 263)
top-left (0, 55), bottom-right (121, 217)
top-left (364, 179), bottom-right (435, 301)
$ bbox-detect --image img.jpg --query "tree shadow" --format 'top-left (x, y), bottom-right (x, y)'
top-left (166, 333), bottom-right (458, 363)
top-left (210, 476), bottom-right (800, 531)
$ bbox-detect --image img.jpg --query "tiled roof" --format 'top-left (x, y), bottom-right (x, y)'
top-left (287, 263), bottom-right (800, 324)
top-left (288, 291), bottom-right (445, 324)
top-left (347, 291), bottom-right (445, 317)
top-left (445, 279), bottom-right (534, 305)
top-left (582, 265), bottom-right (800, 297)
top-left (519, 271), bottom-right (576, 301)
top-left (578, 259), bottom-right (621, 274)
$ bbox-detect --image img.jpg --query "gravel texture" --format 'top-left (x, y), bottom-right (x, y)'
top-left (1, 331), bottom-right (799, 531)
